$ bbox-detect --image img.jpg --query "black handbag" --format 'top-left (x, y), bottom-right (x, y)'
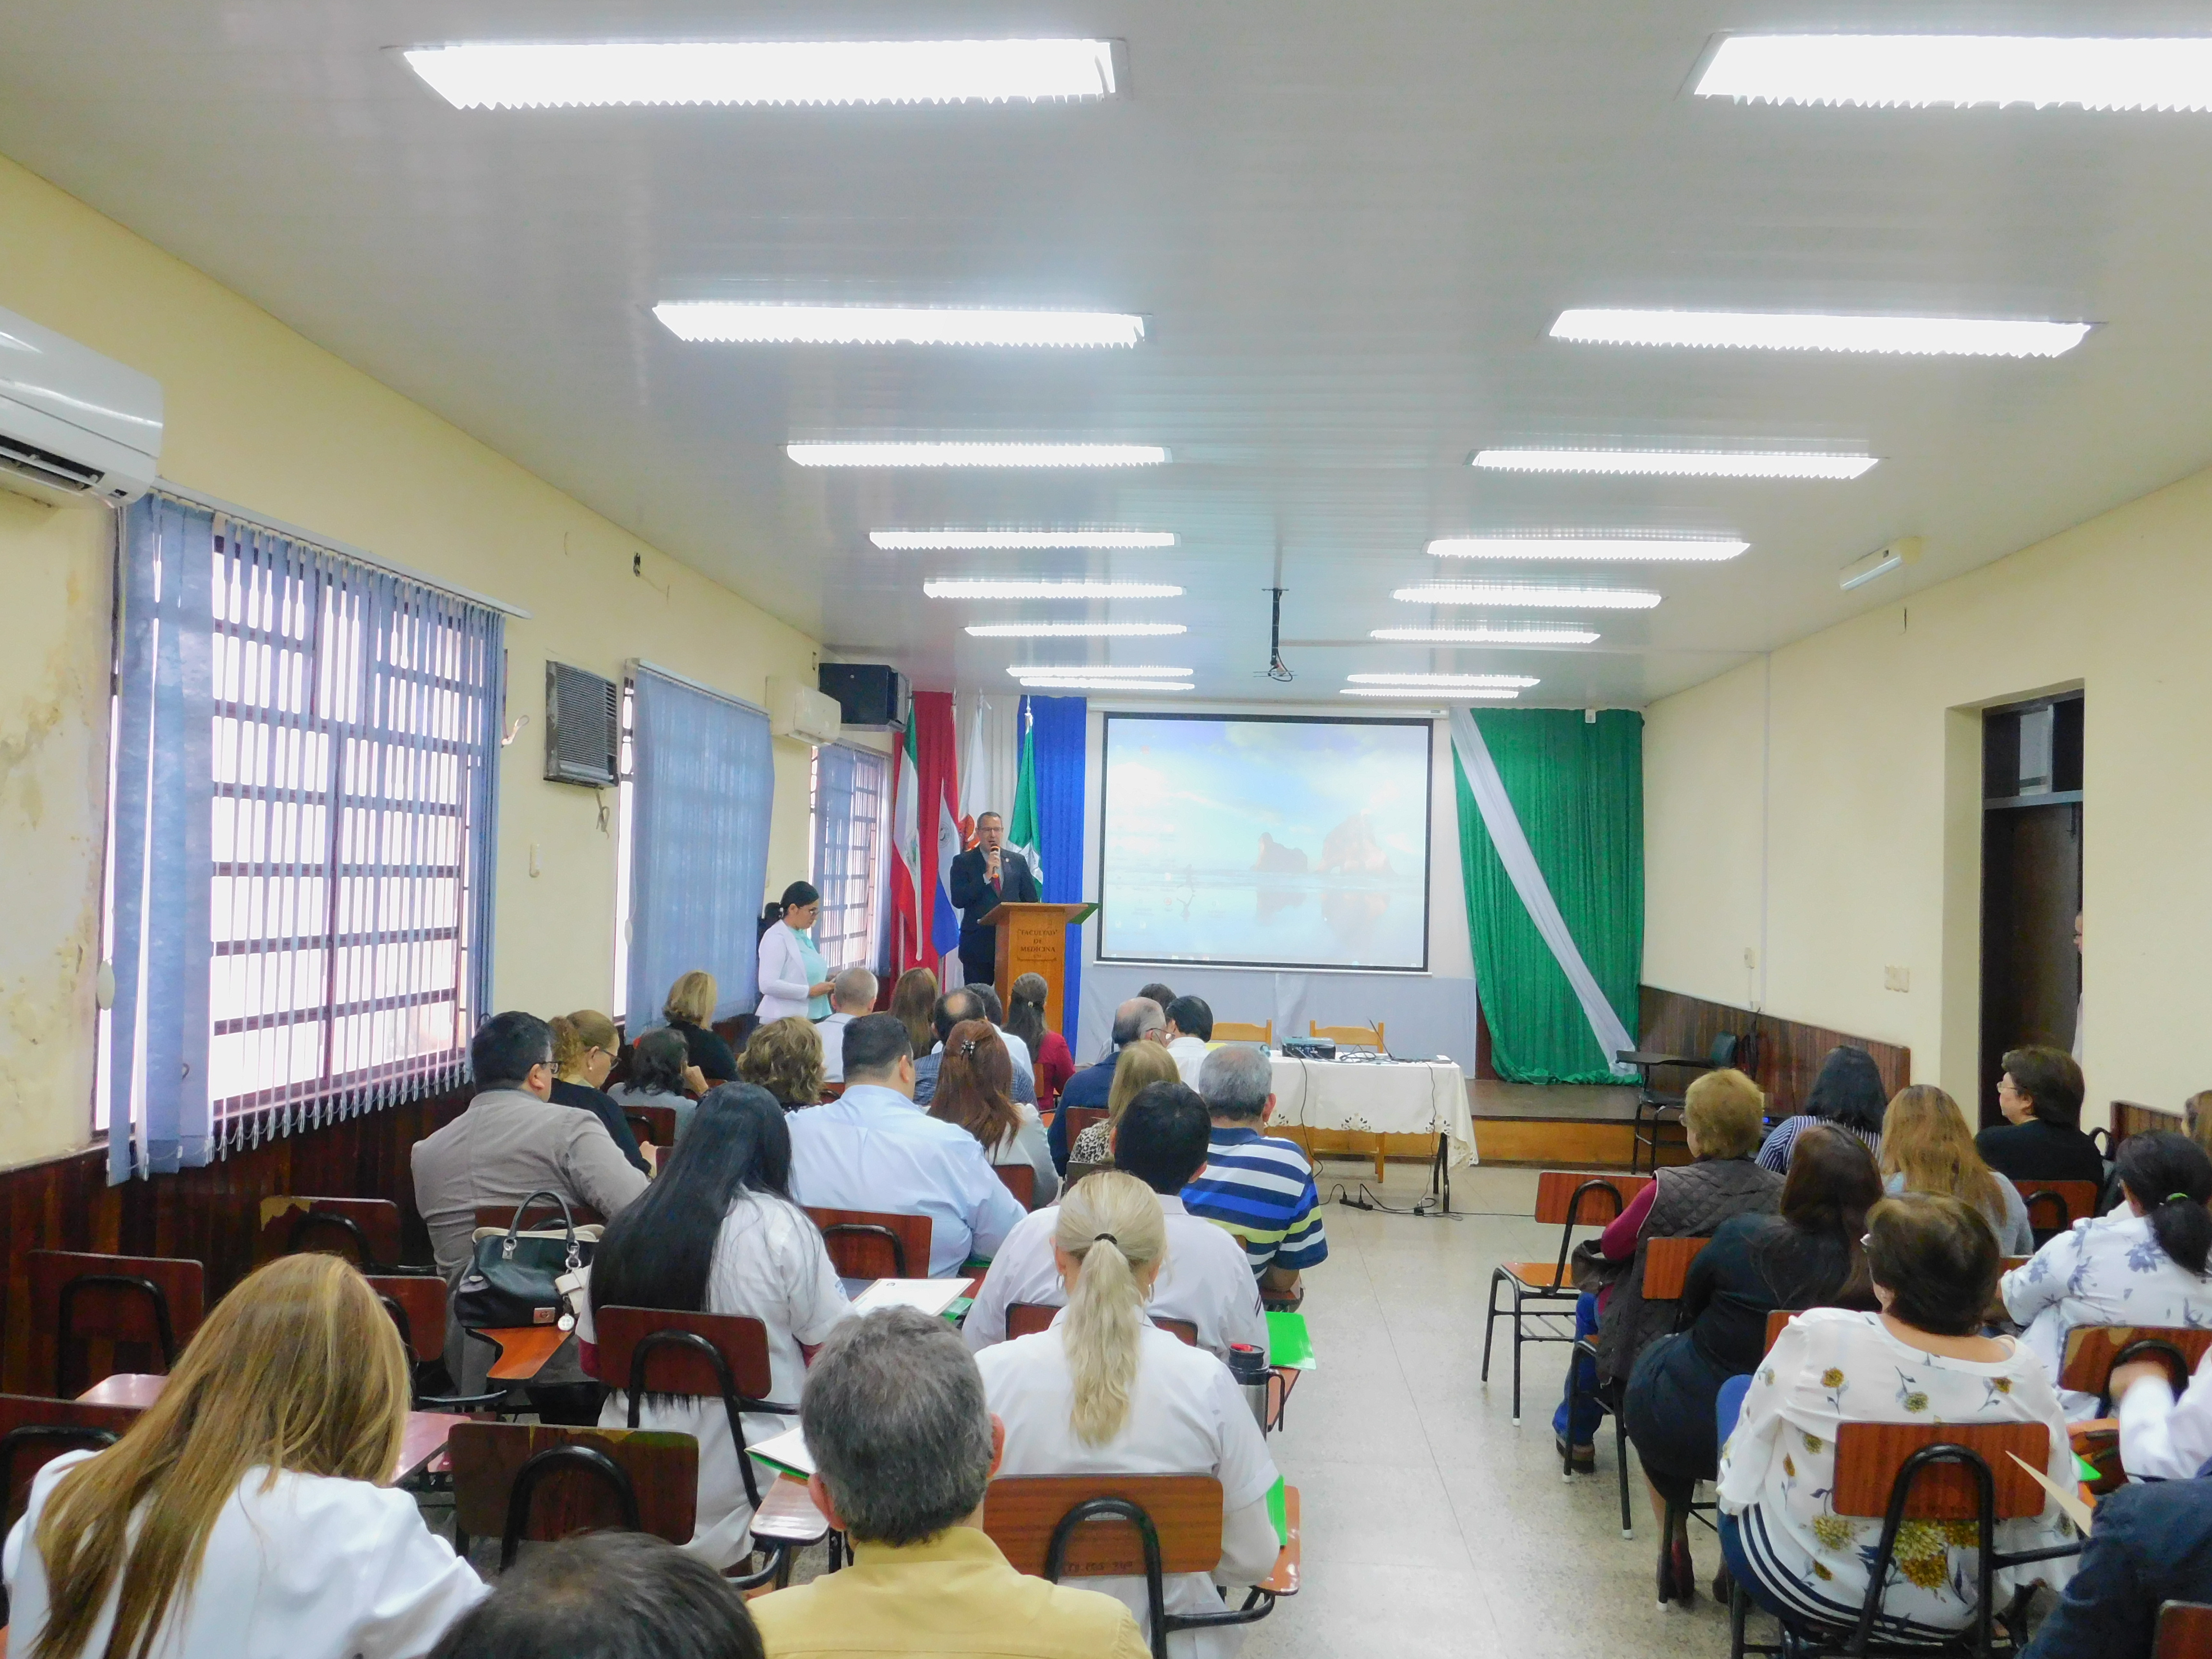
top-left (453, 1190), bottom-right (593, 1330)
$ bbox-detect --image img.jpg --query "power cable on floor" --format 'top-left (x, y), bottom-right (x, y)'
top-left (1326, 1180), bottom-right (1460, 1219)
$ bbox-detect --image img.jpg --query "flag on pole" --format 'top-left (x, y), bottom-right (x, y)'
top-left (959, 695), bottom-right (992, 850)
top-left (912, 691), bottom-right (964, 960)
top-left (1009, 696), bottom-right (1044, 889)
top-left (889, 715), bottom-right (924, 972)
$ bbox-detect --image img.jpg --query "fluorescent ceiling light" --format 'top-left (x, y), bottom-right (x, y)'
top-left (1474, 448), bottom-right (1876, 480)
top-left (404, 38), bottom-right (1118, 109)
top-left (876, 530), bottom-right (1176, 550)
top-left (1551, 308), bottom-right (2089, 359)
top-left (1341, 687), bottom-right (1519, 700)
top-left (789, 442), bottom-right (1166, 468)
top-left (1394, 583), bottom-right (1660, 611)
top-left (1428, 536), bottom-right (1747, 562)
top-left (1697, 35), bottom-right (2212, 113)
top-left (1018, 679), bottom-right (1193, 692)
top-left (966, 623), bottom-right (1187, 637)
top-left (925, 578), bottom-right (1181, 600)
top-left (1006, 664), bottom-right (1191, 678)
top-left (1347, 673), bottom-right (1541, 688)
top-left (1372, 625), bottom-right (1601, 645)
top-left (656, 302), bottom-right (1142, 348)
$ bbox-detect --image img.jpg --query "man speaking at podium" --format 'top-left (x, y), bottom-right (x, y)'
top-left (950, 810), bottom-right (1040, 987)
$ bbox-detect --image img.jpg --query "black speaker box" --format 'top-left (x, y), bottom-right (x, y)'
top-left (818, 663), bottom-right (910, 730)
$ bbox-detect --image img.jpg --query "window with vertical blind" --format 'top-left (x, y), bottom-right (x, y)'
top-left (101, 493), bottom-right (504, 1181)
top-left (811, 744), bottom-right (887, 974)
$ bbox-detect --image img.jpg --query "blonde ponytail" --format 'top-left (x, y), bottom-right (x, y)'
top-left (1055, 1172), bottom-right (1168, 1446)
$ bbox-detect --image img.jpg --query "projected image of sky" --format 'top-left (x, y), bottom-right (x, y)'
top-left (1098, 715), bottom-right (1431, 971)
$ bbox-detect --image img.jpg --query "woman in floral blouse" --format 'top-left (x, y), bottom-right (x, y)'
top-left (2001, 1130), bottom-right (2212, 1419)
top-left (1717, 1194), bottom-right (2076, 1642)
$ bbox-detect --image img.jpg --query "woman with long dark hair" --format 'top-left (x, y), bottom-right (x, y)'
top-left (755, 881), bottom-right (833, 1024)
top-left (2004, 1129), bottom-right (2212, 1419)
top-left (1756, 1046), bottom-right (1887, 1172)
top-left (579, 1083), bottom-right (850, 1566)
top-left (929, 1019), bottom-right (1057, 1206)
top-left (1005, 971), bottom-right (1076, 1113)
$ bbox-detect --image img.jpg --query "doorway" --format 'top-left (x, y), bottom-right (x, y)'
top-left (1978, 693), bottom-right (2083, 1127)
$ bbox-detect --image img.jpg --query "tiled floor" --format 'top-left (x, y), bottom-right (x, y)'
top-left (1243, 1160), bottom-right (1736, 1659)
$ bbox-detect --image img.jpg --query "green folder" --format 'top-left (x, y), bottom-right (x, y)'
top-left (1266, 1476), bottom-right (1288, 1546)
top-left (1265, 1310), bottom-right (1317, 1370)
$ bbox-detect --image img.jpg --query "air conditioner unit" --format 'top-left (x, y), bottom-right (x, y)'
top-left (0, 304), bottom-right (163, 507)
top-left (768, 675), bottom-right (843, 745)
top-left (544, 661), bottom-right (619, 786)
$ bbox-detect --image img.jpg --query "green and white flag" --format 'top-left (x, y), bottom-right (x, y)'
top-left (1008, 697), bottom-right (1044, 888)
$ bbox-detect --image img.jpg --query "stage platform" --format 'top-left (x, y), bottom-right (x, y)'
top-left (1465, 1079), bottom-right (1678, 1169)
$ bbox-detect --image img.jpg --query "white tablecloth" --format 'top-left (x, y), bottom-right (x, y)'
top-left (1265, 1053), bottom-right (1478, 1168)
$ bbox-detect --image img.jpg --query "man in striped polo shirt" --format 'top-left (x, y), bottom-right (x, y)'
top-left (1184, 1043), bottom-right (1327, 1305)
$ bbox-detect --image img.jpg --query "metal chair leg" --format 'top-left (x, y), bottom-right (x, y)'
top-left (1510, 1284), bottom-right (1526, 1424)
top-left (1617, 1410), bottom-right (1633, 1538)
top-left (1480, 1268), bottom-right (1504, 1382)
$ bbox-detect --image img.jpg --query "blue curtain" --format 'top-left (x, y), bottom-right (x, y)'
top-left (627, 668), bottom-right (773, 1027)
top-left (1025, 695), bottom-right (1089, 1039)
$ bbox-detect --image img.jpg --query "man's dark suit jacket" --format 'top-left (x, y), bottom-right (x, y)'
top-left (948, 845), bottom-right (1040, 950)
top-left (2022, 1478), bottom-right (2212, 1659)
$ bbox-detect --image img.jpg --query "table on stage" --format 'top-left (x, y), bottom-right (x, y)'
top-left (1261, 1051), bottom-right (1477, 1206)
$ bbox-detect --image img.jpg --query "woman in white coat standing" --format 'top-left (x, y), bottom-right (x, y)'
top-left (975, 1173), bottom-right (1280, 1659)
top-left (4, 1253), bottom-right (486, 1659)
top-left (755, 881), bottom-right (834, 1025)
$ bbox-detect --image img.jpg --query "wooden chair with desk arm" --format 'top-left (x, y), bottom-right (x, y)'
top-left (1482, 1170), bottom-right (1653, 1426)
top-left (27, 1249), bottom-right (207, 1400)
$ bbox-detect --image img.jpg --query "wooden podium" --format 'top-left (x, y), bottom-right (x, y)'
top-left (980, 902), bottom-right (1098, 1034)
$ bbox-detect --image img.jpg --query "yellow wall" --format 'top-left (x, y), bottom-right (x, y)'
top-left (1645, 463), bottom-right (2212, 1127)
top-left (0, 153), bottom-right (824, 1166)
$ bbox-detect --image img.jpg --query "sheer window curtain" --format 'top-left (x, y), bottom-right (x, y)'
top-left (811, 745), bottom-right (886, 975)
top-left (624, 666), bottom-right (773, 1029)
top-left (105, 493), bottom-right (503, 1183)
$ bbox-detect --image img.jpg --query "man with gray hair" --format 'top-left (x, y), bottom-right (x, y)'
top-left (1047, 996), bottom-right (1167, 1172)
top-left (746, 1309), bottom-right (1148, 1658)
top-left (1184, 1042), bottom-right (1328, 1304)
top-left (814, 965), bottom-right (877, 1083)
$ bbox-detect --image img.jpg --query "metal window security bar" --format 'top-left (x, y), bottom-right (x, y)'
top-left (812, 745), bottom-right (887, 975)
top-left (103, 492), bottom-right (503, 1182)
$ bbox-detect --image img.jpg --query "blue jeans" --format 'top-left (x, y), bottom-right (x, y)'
top-left (1714, 1373), bottom-right (1797, 1619)
top-left (1551, 1291), bottom-right (1602, 1444)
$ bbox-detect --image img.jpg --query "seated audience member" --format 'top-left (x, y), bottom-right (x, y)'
top-left (967, 1082), bottom-right (1268, 1362)
top-left (969, 983), bottom-right (1034, 1097)
top-left (662, 970), bottom-right (741, 1084)
top-left (429, 1532), bottom-right (761, 1659)
top-left (2003, 1129), bottom-right (2212, 1419)
top-left (1007, 971), bottom-right (1077, 1114)
top-left (976, 1174), bottom-right (1281, 1659)
top-left (1624, 1124), bottom-right (1882, 1599)
top-left (787, 1013), bottom-right (1026, 1275)
top-left (1562, 1069), bottom-right (1782, 1472)
top-left (1880, 1083), bottom-right (2032, 1253)
top-left (4, 1254), bottom-right (486, 1659)
top-left (1069, 1039), bottom-right (1182, 1176)
top-left (746, 1309), bottom-right (1149, 1659)
top-left (929, 1018), bottom-right (1058, 1207)
top-left (916, 988), bottom-right (1036, 1108)
top-left (412, 1011), bottom-right (648, 1416)
top-left (549, 1009), bottom-right (649, 1174)
top-left (1185, 1044), bottom-right (1327, 1302)
top-left (609, 1026), bottom-right (701, 1141)
top-left (1163, 996), bottom-right (1214, 1087)
top-left (815, 966), bottom-right (877, 1084)
top-left (1756, 1045), bottom-right (1887, 1173)
top-left (889, 966), bottom-right (940, 1061)
top-left (1138, 980), bottom-right (1178, 1011)
top-left (738, 1015), bottom-right (826, 1112)
top-left (1717, 1195), bottom-right (2077, 1640)
top-left (2016, 1476), bottom-right (2212, 1659)
top-left (578, 1083), bottom-right (849, 1568)
top-left (1052, 997), bottom-right (1168, 1172)
top-left (1976, 1045), bottom-right (2103, 1187)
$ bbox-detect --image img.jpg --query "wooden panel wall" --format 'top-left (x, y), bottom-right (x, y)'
top-left (0, 1086), bottom-right (468, 1393)
top-left (1637, 987), bottom-right (1911, 1120)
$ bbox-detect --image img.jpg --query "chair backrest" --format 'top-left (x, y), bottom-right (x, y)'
top-left (1309, 1021), bottom-right (1383, 1051)
top-left (255, 1196), bottom-right (404, 1269)
top-left (1763, 1309), bottom-right (1795, 1355)
top-left (623, 1104), bottom-right (680, 1149)
top-left (2059, 1325), bottom-right (2212, 1397)
top-left (2013, 1180), bottom-right (2099, 1232)
top-left (1005, 1303), bottom-right (1200, 1347)
top-left (1060, 1106), bottom-right (1107, 1144)
top-left (28, 1250), bottom-right (207, 1398)
top-left (2155, 1600), bottom-right (2212, 1659)
top-left (1211, 1021), bottom-right (1273, 1046)
top-left (473, 1199), bottom-right (606, 1232)
top-left (0, 1395), bottom-right (141, 1528)
top-left (1531, 1171), bottom-right (1650, 1227)
top-left (996, 1163), bottom-right (1038, 1209)
top-left (448, 1421), bottom-right (697, 1551)
top-left (593, 1306), bottom-right (777, 1402)
top-left (983, 1474), bottom-right (1225, 1576)
top-left (804, 1207), bottom-right (933, 1280)
top-left (1707, 1033), bottom-right (1741, 1069)
top-left (1829, 1421), bottom-right (2050, 1520)
top-left (1640, 1236), bottom-right (1709, 1300)
top-left (364, 1274), bottom-right (449, 1365)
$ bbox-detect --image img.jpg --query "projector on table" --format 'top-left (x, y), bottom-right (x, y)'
top-left (1280, 1036), bottom-right (1337, 1060)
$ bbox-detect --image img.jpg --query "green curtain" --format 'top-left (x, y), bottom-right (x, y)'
top-left (1455, 709), bottom-right (1643, 1083)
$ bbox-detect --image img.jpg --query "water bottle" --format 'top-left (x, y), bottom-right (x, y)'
top-left (1226, 1343), bottom-right (1271, 1431)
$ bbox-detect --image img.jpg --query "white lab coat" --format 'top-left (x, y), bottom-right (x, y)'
top-left (965, 1196), bottom-right (1268, 1363)
top-left (2120, 1350), bottom-right (2212, 1479)
top-left (977, 1322), bottom-right (1280, 1659)
top-left (1166, 1035), bottom-right (1211, 1089)
top-left (577, 1191), bottom-right (852, 1568)
top-left (755, 921), bottom-right (817, 1023)
top-left (4, 1451), bottom-right (487, 1659)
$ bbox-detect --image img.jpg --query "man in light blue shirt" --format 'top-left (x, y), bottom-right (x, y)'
top-left (791, 1012), bottom-right (1026, 1275)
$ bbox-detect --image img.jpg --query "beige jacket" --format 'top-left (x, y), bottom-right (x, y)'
top-left (409, 1087), bottom-right (649, 1387)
